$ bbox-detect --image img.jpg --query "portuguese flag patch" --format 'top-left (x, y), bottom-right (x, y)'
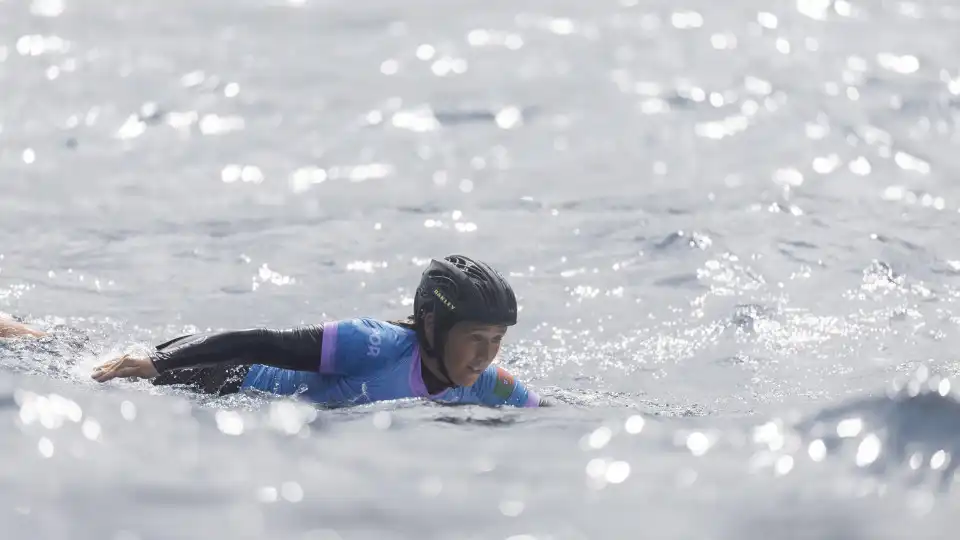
top-left (493, 367), bottom-right (516, 399)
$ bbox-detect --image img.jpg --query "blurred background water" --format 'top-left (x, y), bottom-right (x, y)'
top-left (3, 0), bottom-right (960, 538)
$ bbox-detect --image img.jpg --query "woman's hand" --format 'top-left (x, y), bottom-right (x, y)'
top-left (91, 354), bottom-right (160, 383)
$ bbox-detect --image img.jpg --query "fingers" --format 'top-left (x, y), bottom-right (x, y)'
top-left (91, 356), bottom-right (134, 383)
top-left (92, 365), bottom-right (123, 382)
top-left (91, 353), bottom-right (158, 384)
top-left (93, 366), bottom-right (146, 383)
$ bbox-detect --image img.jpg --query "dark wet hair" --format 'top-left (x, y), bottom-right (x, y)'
top-left (387, 317), bottom-right (416, 330)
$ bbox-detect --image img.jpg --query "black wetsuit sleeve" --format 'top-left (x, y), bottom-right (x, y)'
top-left (150, 325), bottom-right (324, 374)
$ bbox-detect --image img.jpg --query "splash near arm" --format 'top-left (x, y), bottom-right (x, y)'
top-left (0, 317), bottom-right (46, 338)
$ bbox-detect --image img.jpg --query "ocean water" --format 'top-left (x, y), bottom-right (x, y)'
top-left (3, 0), bottom-right (960, 538)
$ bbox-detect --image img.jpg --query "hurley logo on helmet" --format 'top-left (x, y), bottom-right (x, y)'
top-left (433, 288), bottom-right (456, 311)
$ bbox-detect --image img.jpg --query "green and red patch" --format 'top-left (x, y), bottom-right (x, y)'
top-left (493, 367), bottom-right (516, 399)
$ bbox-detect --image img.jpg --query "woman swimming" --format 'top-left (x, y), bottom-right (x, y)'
top-left (3, 255), bottom-right (544, 408)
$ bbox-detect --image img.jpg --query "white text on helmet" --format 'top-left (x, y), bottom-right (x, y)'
top-left (433, 288), bottom-right (456, 311)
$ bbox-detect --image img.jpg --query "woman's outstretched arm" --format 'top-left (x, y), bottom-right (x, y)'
top-left (92, 325), bottom-right (325, 383)
top-left (150, 326), bottom-right (324, 373)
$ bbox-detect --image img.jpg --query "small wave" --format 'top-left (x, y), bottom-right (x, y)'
top-left (796, 369), bottom-right (960, 491)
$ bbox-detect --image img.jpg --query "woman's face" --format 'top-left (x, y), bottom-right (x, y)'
top-left (425, 315), bottom-right (508, 386)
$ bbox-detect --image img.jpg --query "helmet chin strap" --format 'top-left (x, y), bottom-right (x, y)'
top-left (432, 329), bottom-right (454, 383)
top-left (417, 308), bottom-right (456, 385)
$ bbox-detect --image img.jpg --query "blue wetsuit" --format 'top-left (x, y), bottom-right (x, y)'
top-left (149, 317), bottom-right (542, 408)
top-left (240, 318), bottom-right (540, 407)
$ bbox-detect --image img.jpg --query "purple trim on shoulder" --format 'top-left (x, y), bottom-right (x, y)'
top-left (409, 345), bottom-right (449, 399)
top-left (408, 345), bottom-right (428, 397)
top-left (524, 390), bottom-right (541, 408)
top-left (319, 321), bottom-right (339, 374)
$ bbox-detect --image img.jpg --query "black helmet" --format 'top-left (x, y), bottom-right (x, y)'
top-left (413, 255), bottom-right (517, 380)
